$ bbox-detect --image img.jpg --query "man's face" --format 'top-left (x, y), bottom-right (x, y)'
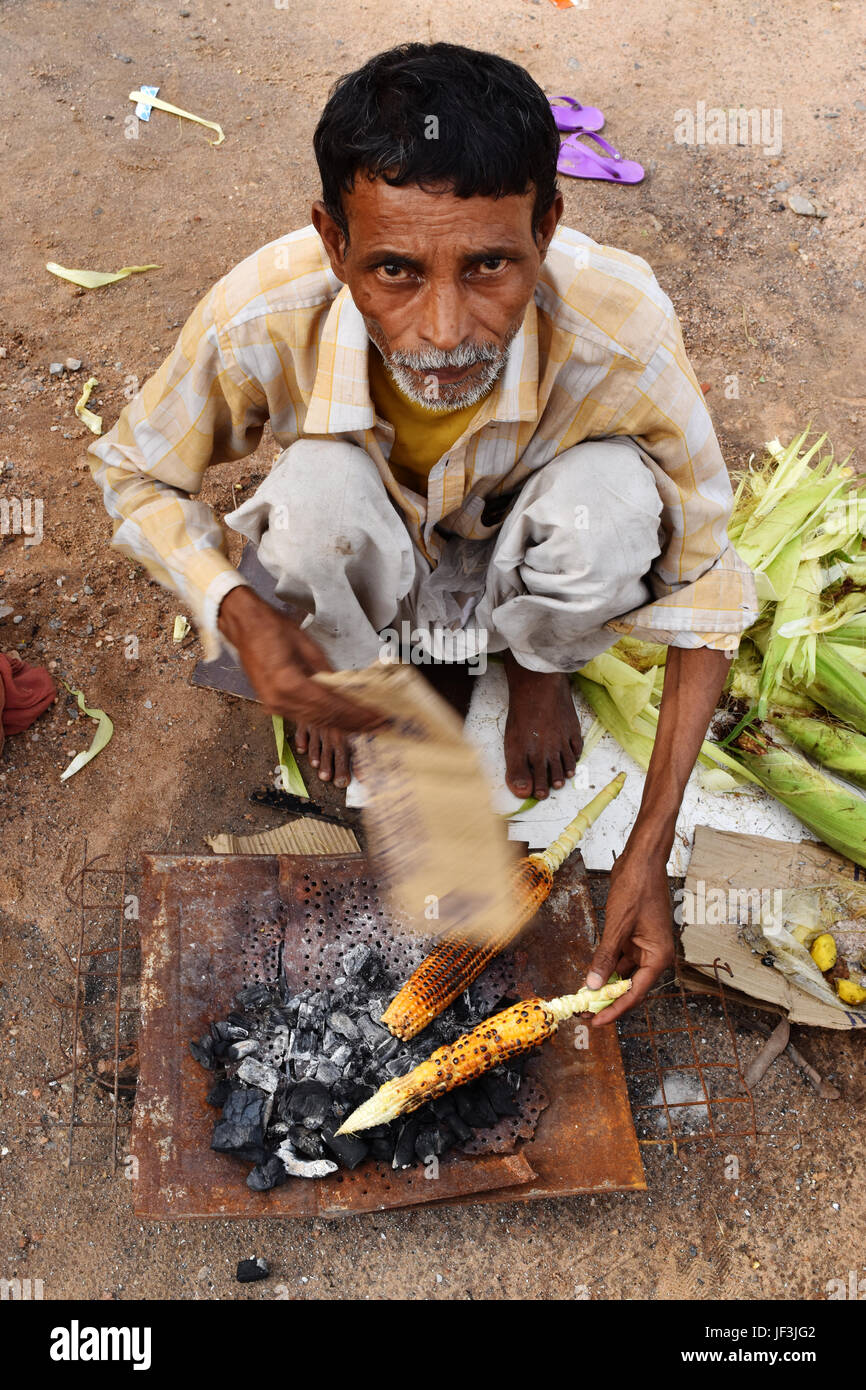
top-left (313, 179), bottom-right (562, 410)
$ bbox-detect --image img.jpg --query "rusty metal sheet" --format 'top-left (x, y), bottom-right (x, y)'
top-left (133, 852), bottom-right (644, 1218)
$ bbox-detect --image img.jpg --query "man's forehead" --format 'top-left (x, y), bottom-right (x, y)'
top-left (343, 176), bottom-right (537, 245)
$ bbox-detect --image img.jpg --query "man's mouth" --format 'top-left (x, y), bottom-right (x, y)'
top-left (422, 365), bottom-right (478, 385)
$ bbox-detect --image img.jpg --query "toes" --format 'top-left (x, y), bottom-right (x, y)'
top-left (532, 760), bottom-right (549, 800)
top-left (307, 728), bottom-right (323, 769)
top-left (506, 756), bottom-right (534, 799)
top-left (317, 732), bottom-right (336, 781)
top-left (549, 753), bottom-right (566, 790)
top-left (333, 740), bottom-right (351, 789)
top-left (294, 723), bottom-right (310, 754)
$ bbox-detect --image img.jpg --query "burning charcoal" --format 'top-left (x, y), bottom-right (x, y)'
top-left (341, 942), bottom-right (373, 976)
top-left (328, 1010), bottom-right (360, 1042)
top-left (287, 1124), bottom-right (326, 1160)
top-left (206, 1077), bottom-right (231, 1108)
top-left (368, 1136), bottom-right (394, 1163)
top-left (275, 1140), bottom-right (338, 1179)
top-left (322, 1126), bottom-right (369, 1170)
top-left (236, 1257), bottom-right (270, 1282)
top-left (247, 1156), bottom-right (289, 1192)
top-left (414, 1124), bottom-right (450, 1165)
top-left (286, 1080), bottom-right (332, 1130)
top-left (227, 1038), bottom-right (259, 1063)
top-left (211, 1087), bottom-right (273, 1162)
top-left (235, 983), bottom-right (274, 1010)
top-left (236, 1057), bottom-right (281, 1094)
top-left (330, 1043), bottom-right (354, 1071)
top-left (479, 1071), bottom-right (520, 1117)
top-left (375, 1037), bottom-right (400, 1066)
top-left (455, 1083), bottom-right (498, 1129)
top-left (357, 1014), bottom-right (390, 1048)
top-left (189, 1035), bottom-right (215, 1070)
top-left (314, 1058), bottom-right (342, 1087)
top-left (392, 1116), bottom-right (422, 1170)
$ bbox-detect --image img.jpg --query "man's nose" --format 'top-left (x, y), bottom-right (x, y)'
top-left (416, 279), bottom-right (473, 353)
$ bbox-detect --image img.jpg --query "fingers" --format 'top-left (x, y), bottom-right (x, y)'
top-left (585, 939), bottom-right (623, 991)
top-left (591, 964), bottom-right (657, 1027)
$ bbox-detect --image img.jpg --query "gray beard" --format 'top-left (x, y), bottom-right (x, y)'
top-left (368, 325), bottom-right (517, 412)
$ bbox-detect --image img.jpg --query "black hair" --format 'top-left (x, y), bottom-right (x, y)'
top-left (313, 43), bottom-right (560, 242)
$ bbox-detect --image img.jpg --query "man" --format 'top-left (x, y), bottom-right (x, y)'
top-left (88, 43), bottom-right (758, 1025)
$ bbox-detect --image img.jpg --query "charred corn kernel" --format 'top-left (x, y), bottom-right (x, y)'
top-left (835, 977), bottom-right (866, 1007)
top-left (381, 774), bottom-right (626, 1040)
top-left (810, 932), bottom-right (837, 973)
top-left (338, 980), bottom-right (631, 1134)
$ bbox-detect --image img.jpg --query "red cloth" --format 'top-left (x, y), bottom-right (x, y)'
top-left (0, 652), bottom-right (57, 738)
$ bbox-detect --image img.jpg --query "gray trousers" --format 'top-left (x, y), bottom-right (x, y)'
top-left (224, 437), bottom-right (664, 674)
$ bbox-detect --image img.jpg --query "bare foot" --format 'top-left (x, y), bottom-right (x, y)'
top-left (503, 651), bottom-right (583, 800)
top-left (294, 722), bottom-right (352, 788)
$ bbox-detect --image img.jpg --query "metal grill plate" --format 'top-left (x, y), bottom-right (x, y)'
top-left (133, 852), bottom-right (645, 1217)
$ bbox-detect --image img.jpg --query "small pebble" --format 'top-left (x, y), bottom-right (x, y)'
top-left (65, 358), bottom-right (82, 372)
top-left (236, 1257), bottom-right (269, 1283)
top-left (49, 363), bottom-right (64, 376)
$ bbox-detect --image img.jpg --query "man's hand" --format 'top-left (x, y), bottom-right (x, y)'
top-left (217, 586), bottom-right (385, 732)
top-left (584, 848), bottom-right (675, 1026)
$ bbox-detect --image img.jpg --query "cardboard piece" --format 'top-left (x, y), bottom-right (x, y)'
top-left (682, 826), bottom-right (866, 1029)
top-left (207, 819), bottom-right (360, 856)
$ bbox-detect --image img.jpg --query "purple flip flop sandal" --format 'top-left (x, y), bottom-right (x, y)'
top-left (548, 95), bottom-right (605, 134)
top-left (557, 131), bottom-right (645, 184)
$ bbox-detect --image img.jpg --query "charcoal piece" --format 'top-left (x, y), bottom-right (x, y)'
top-left (276, 1141), bottom-right (338, 1179)
top-left (286, 1080), bottom-right (332, 1130)
top-left (247, 1155), bottom-right (289, 1192)
top-left (321, 1028), bottom-right (340, 1055)
top-left (296, 1000), bottom-right (317, 1030)
top-left (213, 1020), bottom-right (249, 1042)
top-left (268, 1120), bottom-right (289, 1138)
top-left (287, 1124), bottom-right (326, 1159)
top-left (363, 1123), bottom-right (393, 1140)
top-left (375, 1037), bottom-right (400, 1066)
top-left (368, 1136), bottom-right (395, 1163)
top-left (358, 953), bottom-right (384, 985)
top-left (236, 1257), bottom-right (270, 1282)
top-left (479, 1071), bottom-right (520, 1117)
top-left (322, 1126), bottom-right (369, 1170)
top-left (227, 1039), bottom-right (260, 1063)
top-left (384, 1056), bottom-right (412, 1078)
top-left (235, 983), bottom-right (274, 1010)
top-left (314, 1058), bottom-right (342, 1087)
top-left (414, 1124), bottom-right (451, 1164)
top-left (328, 1010), bottom-right (360, 1042)
top-left (452, 989), bottom-right (473, 1022)
top-left (330, 1043), bottom-right (353, 1071)
top-left (282, 997), bottom-right (301, 1025)
top-left (455, 1083), bottom-right (498, 1129)
top-left (366, 996), bottom-right (388, 1019)
top-left (442, 1110), bottom-right (472, 1143)
top-left (392, 1117), bottom-right (422, 1170)
top-left (308, 990), bottom-right (331, 1012)
top-left (268, 1006), bottom-right (293, 1028)
top-left (287, 1028), bottom-right (317, 1060)
top-left (226, 1010), bottom-right (252, 1028)
top-left (206, 1077), bottom-right (231, 1108)
top-left (236, 1057), bottom-right (281, 1094)
top-left (357, 1014), bottom-right (390, 1048)
top-left (341, 942), bottom-right (373, 976)
top-left (429, 1095), bottom-right (457, 1120)
top-left (189, 1035), bottom-right (214, 1070)
top-left (211, 1039), bottom-right (231, 1060)
top-left (211, 1087), bottom-right (273, 1161)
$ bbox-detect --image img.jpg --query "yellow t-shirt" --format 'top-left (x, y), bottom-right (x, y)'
top-left (368, 350), bottom-right (483, 495)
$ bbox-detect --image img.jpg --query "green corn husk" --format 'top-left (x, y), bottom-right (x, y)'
top-left (730, 726), bottom-right (866, 868)
top-left (771, 713), bottom-right (866, 790)
top-left (803, 641), bottom-right (866, 737)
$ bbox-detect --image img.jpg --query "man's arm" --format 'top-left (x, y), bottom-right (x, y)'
top-left (584, 644), bottom-right (731, 1023)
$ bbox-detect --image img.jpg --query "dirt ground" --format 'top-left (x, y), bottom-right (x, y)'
top-left (1, 0), bottom-right (864, 1302)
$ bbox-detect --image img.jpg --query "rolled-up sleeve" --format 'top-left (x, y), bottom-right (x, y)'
top-left (86, 281), bottom-right (268, 659)
top-left (603, 308), bottom-right (759, 650)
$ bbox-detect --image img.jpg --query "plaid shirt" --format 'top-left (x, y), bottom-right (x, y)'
top-left (87, 223), bottom-right (758, 661)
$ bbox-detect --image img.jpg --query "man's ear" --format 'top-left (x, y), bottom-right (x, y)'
top-left (312, 200), bottom-right (349, 283)
top-left (535, 191), bottom-right (564, 259)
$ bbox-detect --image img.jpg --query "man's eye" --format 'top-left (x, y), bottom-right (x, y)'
top-left (377, 263), bottom-right (410, 280)
top-left (477, 257), bottom-right (508, 274)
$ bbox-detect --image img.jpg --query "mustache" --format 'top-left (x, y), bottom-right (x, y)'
top-left (387, 341), bottom-right (503, 371)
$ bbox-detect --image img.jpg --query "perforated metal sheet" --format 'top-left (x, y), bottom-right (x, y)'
top-left (133, 852), bottom-right (644, 1217)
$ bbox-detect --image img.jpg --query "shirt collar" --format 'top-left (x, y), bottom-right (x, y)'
top-left (303, 285), bottom-right (540, 435)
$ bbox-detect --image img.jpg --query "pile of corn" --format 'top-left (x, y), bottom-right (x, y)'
top-left (574, 431), bottom-right (866, 870)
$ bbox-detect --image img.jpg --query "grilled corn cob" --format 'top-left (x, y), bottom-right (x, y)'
top-left (337, 980), bottom-right (631, 1134)
top-left (381, 772), bottom-right (626, 1040)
